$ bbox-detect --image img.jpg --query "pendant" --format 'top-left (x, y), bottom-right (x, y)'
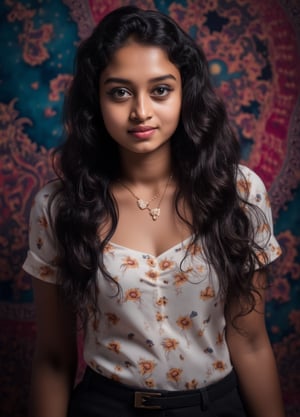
top-left (149, 208), bottom-right (160, 221)
top-left (137, 199), bottom-right (148, 210)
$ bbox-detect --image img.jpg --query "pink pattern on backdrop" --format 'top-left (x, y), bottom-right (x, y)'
top-left (49, 74), bottom-right (73, 101)
top-left (64, 0), bottom-right (300, 219)
top-left (18, 20), bottom-right (53, 66)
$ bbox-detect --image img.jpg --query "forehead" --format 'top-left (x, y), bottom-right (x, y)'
top-left (100, 42), bottom-right (180, 82)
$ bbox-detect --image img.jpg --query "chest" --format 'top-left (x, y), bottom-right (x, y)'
top-left (99, 238), bottom-right (220, 308)
top-left (109, 186), bottom-right (192, 258)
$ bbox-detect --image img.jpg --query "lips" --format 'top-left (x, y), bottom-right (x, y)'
top-left (128, 126), bottom-right (157, 139)
top-left (128, 126), bottom-right (156, 133)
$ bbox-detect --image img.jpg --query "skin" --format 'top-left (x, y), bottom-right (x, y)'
top-left (29, 280), bottom-right (77, 417)
top-left (226, 270), bottom-right (285, 417)
top-left (99, 41), bottom-right (182, 158)
top-left (30, 41), bottom-right (285, 417)
top-left (99, 41), bottom-right (191, 256)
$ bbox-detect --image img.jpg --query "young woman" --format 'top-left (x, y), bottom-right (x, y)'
top-left (23, 6), bottom-right (285, 417)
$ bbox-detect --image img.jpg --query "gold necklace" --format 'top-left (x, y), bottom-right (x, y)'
top-left (119, 175), bottom-right (172, 221)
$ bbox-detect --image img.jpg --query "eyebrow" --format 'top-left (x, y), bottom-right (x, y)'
top-left (103, 74), bottom-right (177, 85)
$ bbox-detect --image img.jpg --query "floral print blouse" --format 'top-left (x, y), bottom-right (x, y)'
top-left (23, 165), bottom-right (281, 390)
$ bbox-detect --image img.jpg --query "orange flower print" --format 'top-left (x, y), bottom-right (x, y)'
top-left (161, 338), bottom-right (179, 352)
top-left (103, 243), bottom-right (114, 253)
top-left (147, 258), bottom-right (157, 268)
top-left (39, 265), bottom-right (54, 278)
top-left (198, 329), bottom-right (204, 337)
top-left (186, 243), bottom-right (202, 256)
top-left (256, 250), bottom-right (268, 264)
top-left (213, 361), bottom-right (227, 371)
top-left (38, 216), bottom-right (48, 228)
top-left (145, 378), bottom-right (156, 388)
top-left (257, 223), bottom-right (271, 234)
top-left (156, 312), bottom-right (168, 322)
top-left (185, 379), bottom-right (198, 389)
top-left (216, 332), bottom-right (224, 345)
top-left (115, 365), bottom-right (123, 372)
top-left (200, 286), bottom-right (215, 300)
top-left (167, 368), bottom-right (182, 383)
top-left (237, 178), bottom-right (251, 196)
top-left (107, 341), bottom-right (121, 354)
top-left (88, 360), bottom-right (103, 374)
top-left (125, 288), bottom-right (142, 302)
top-left (176, 315), bottom-right (192, 330)
top-left (268, 243), bottom-right (282, 257)
top-left (105, 312), bottom-right (120, 325)
top-left (138, 359), bottom-right (156, 376)
top-left (121, 256), bottom-right (139, 270)
top-left (110, 373), bottom-right (121, 382)
top-left (156, 296), bottom-right (168, 306)
top-left (197, 264), bottom-right (205, 274)
top-left (159, 258), bottom-right (175, 271)
top-left (145, 269), bottom-right (160, 280)
top-left (174, 272), bottom-right (189, 287)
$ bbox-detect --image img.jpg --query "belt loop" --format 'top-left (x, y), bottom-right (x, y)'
top-left (200, 388), bottom-right (209, 411)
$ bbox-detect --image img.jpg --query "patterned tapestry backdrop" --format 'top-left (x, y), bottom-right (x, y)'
top-left (0, 0), bottom-right (299, 416)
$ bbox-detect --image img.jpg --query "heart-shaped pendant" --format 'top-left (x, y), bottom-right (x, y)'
top-left (149, 208), bottom-right (160, 221)
top-left (137, 199), bottom-right (148, 210)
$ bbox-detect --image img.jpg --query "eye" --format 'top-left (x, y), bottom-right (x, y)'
top-left (152, 85), bottom-right (172, 98)
top-left (107, 87), bottom-right (131, 100)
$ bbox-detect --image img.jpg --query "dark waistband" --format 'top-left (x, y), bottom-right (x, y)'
top-left (83, 367), bottom-right (237, 410)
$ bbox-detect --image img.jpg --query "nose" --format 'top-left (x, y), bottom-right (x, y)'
top-left (129, 94), bottom-right (152, 122)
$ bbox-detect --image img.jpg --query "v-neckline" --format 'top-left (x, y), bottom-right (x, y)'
top-left (108, 234), bottom-right (194, 259)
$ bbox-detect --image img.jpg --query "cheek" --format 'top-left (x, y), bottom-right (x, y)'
top-left (100, 104), bottom-right (129, 142)
top-left (161, 99), bottom-right (181, 127)
top-left (101, 102), bottom-right (123, 130)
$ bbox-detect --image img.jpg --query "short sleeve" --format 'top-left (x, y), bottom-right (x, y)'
top-left (23, 181), bottom-right (61, 284)
top-left (237, 165), bottom-right (282, 267)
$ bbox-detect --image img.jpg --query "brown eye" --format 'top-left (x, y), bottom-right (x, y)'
top-left (108, 87), bottom-right (131, 99)
top-left (152, 85), bottom-right (172, 97)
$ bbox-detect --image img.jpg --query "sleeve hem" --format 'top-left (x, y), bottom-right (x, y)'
top-left (23, 250), bottom-right (60, 285)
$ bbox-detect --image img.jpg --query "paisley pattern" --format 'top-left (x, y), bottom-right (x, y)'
top-left (0, 0), bottom-right (299, 415)
top-left (23, 166), bottom-right (281, 390)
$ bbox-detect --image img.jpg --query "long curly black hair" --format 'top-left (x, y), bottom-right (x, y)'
top-left (52, 6), bottom-right (268, 323)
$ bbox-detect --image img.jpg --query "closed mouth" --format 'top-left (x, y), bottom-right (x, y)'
top-left (128, 126), bottom-right (156, 133)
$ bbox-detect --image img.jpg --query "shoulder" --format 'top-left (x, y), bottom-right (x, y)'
top-left (24, 180), bottom-right (63, 283)
top-left (29, 179), bottom-right (63, 237)
top-left (236, 164), bottom-right (269, 205)
top-left (33, 179), bottom-right (62, 205)
top-left (31, 179), bottom-right (62, 218)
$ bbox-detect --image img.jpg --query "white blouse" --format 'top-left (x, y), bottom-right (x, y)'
top-left (23, 165), bottom-right (281, 390)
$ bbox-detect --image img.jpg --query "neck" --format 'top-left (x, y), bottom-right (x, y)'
top-left (119, 148), bottom-right (172, 186)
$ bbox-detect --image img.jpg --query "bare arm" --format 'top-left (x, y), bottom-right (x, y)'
top-left (29, 279), bottom-right (78, 417)
top-left (226, 270), bottom-right (285, 417)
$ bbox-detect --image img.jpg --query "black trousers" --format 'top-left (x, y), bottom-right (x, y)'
top-left (68, 367), bottom-right (248, 417)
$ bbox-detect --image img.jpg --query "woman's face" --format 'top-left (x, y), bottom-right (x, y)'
top-left (99, 41), bottom-right (182, 156)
